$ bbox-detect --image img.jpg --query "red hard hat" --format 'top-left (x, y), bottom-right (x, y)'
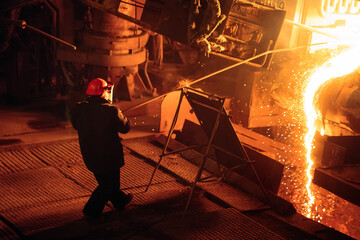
top-left (86, 78), bottom-right (113, 96)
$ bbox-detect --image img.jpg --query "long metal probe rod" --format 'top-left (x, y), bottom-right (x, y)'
top-left (190, 42), bottom-right (326, 86)
top-left (22, 21), bottom-right (77, 50)
top-left (1, 18), bottom-right (76, 50)
top-left (123, 42), bottom-right (328, 114)
top-left (284, 19), bottom-right (340, 40)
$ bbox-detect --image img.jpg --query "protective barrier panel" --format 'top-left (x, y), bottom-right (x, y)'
top-left (184, 89), bottom-right (280, 191)
top-left (185, 89), bottom-right (250, 170)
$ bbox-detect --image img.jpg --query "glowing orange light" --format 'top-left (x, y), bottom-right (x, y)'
top-left (178, 78), bottom-right (192, 88)
top-left (303, 44), bottom-right (360, 218)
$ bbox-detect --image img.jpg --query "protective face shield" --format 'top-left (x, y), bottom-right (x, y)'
top-left (103, 83), bottom-right (114, 103)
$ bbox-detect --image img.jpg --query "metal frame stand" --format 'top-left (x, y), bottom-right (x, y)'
top-left (145, 88), bottom-right (268, 216)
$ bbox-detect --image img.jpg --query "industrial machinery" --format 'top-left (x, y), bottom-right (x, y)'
top-left (0, 0), bottom-right (359, 236)
top-left (0, 0), bottom-right (286, 101)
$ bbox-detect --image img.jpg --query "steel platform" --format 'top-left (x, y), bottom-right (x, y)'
top-left (0, 137), bottom-right (354, 240)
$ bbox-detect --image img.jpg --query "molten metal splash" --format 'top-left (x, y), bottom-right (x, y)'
top-left (303, 44), bottom-right (360, 218)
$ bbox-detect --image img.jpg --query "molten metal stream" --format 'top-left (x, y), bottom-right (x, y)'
top-left (303, 45), bottom-right (360, 218)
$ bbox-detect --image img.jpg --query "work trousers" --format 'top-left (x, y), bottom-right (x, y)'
top-left (83, 170), bottom-right (128, 217)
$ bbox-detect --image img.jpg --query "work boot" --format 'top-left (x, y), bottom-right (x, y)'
top-left (117, 193), bottom-right (133, 211)
top-left (108, 194), bottom-right (134, 220)
top-left (123, 193), bottom-right (133, 206)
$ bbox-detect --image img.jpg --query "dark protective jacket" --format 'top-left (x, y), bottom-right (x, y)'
top-left (71, 96), bottom-right (130, 174)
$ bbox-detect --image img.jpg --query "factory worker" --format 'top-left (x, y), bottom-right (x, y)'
top-left (71, 78), bottom-right (132, 221)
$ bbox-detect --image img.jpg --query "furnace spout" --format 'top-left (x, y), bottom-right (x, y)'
top-left (316, 71), bottom-right (360, 135)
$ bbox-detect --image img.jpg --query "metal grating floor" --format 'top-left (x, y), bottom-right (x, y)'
top-left (198, 181), bottom-right (268, 211)
top-left (0, 137), bottom-right (294, 240)
top-left (0, 220), bottom-right (17, 240)
top-left (0, 149), bottom-right (46, 174)
top-left (137, 208), bottom-right (286, 240)
top-left (28, 141), bottom-right (83, 167)
top-left (124, 137), bottom-right (213, 183)
top-left (0, 138), bottom-right (196, 239)
top-left (0, 167), bottom-right (90, 212)
top-left (1, 197), bottom-right (91, 236)
top-left (124, 137), bottom-right (268, 212)
top-left (121, 154), bottom-right (176, 190)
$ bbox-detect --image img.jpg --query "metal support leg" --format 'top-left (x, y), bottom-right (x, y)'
top-left (145, 90), bottom-right (185, 192)
top-left (239, 142), bottom-right (269, 201)
top-left (212, 99), bottom-right (226, 181)
top-left (183, 98), bottom-right (225, 216)
top-left (183, 155), bottom-right (207, 217)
